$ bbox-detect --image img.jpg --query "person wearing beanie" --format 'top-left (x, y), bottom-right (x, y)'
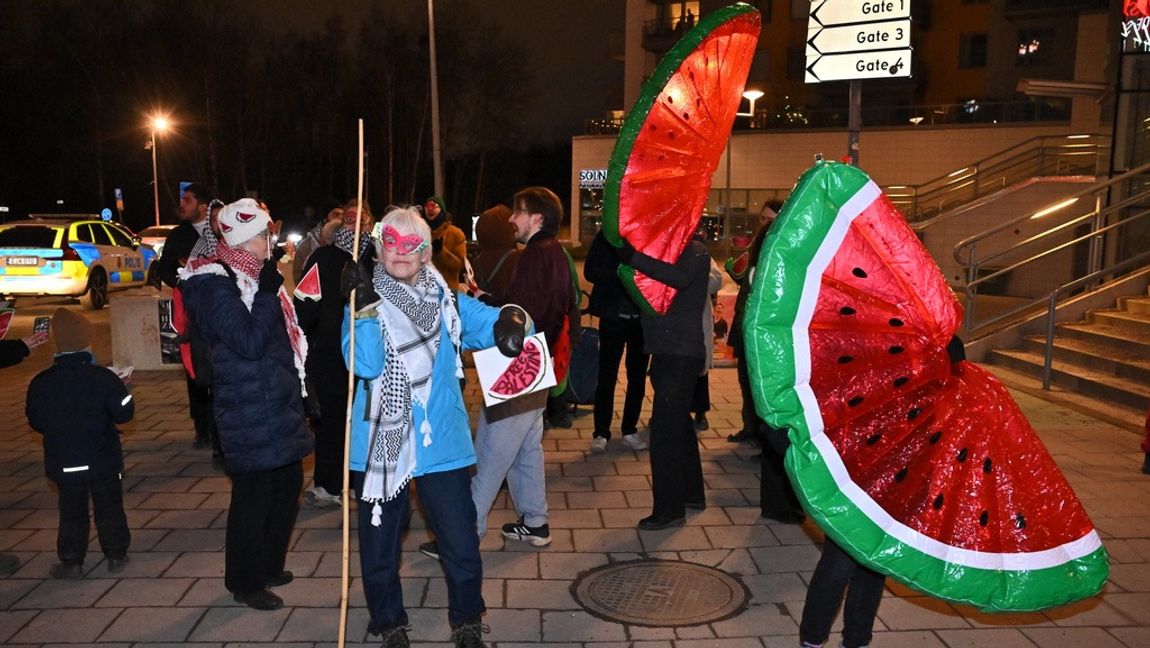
top-left (423, 195), bottom-right (468, 288)
top-left (26, 308), bottom-right (134, 580)
top-left (292, 206), bottom-right (345, 284)
top-left (179, 198), bottom-right (313, 611)
top-left (294, 198), bottom-right (376, 509)
top-left (469, 205), bottom-right (520, 304)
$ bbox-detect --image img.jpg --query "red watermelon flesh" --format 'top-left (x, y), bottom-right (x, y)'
top-left (0, 308), bottom-right (12, 339)
top-left (743, 161), bottom-right (1108, 612)
top-left (294, 263), bottom-right (322, 301)
top-left (489, 338), bottom-right (546, 398)
top-left (602, 3), bottom-right (760, 314)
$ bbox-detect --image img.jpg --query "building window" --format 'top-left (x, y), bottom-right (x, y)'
top-left (960, 33), bottom-right (988, 68)
top-left (1016, 29), bottom-right (1053, 66)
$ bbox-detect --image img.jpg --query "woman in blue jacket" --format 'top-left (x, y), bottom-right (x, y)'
top-left (181, 199), bottom-right (312, 612)
top-left (342, 207), bottom-right (528, 648)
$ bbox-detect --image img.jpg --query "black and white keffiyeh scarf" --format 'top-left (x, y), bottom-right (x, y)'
top-left (360, 263), bottom-right (462, 518)
top-left (333, 226), bottom-right (374, 258)
top-left (188, 227), bottom-right (218, 261)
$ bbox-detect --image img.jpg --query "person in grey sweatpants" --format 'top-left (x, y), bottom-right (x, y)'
top-left (471, 398), bottom-right (549, 542)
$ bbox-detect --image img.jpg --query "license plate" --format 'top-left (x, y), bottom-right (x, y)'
top-left (6, 257), bottom-right (38, 266)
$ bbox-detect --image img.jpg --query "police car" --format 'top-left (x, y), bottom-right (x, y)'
top-left (0, 215), bottom-right (157, 309)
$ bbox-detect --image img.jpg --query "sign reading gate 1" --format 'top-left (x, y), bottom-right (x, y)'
top-left (806, 0), bottom-right (912, 83)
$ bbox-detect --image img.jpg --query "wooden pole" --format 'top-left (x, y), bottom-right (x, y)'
top-left (338, 118), bottom-right (365, 648)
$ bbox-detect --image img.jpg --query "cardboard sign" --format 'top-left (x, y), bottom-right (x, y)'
top-left (473, 332), bottom-right (556, 407)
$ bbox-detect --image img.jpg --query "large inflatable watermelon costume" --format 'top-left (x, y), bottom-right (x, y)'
top-left (743, 161), bottom-right (1108, 612)
top-left (602, 3), bottom-right (760, 314)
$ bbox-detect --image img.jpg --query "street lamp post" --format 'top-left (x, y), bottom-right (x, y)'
top-left (150, 116), bottom-right (169, 227)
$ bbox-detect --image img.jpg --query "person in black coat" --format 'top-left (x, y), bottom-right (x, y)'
top-left (181, 199), bottom-right (312, 611)
top-left (293, 199), bottom-right (375, 508)
top-left (2, 322), bottom-right (49, 575)
top-left (583, 230), bottom-right (649, 453)
top-left (26, 308), bottom-right (134, 580)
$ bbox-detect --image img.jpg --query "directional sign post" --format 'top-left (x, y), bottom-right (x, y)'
top-left (805, 0), bottom-right (914, 165)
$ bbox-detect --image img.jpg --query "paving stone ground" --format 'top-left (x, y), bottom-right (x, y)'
top-left (1, 297), bottom-right (1148, 647)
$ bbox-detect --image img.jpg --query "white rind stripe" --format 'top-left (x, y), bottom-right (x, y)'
top-left (62, 465), bottom-right (90, 473)
top-left (792, 180), bottom-right (1103, 571)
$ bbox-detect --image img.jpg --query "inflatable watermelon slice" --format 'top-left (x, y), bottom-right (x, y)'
top-left (602, 3), bottom-right (760, 314)
top-left (743, 161), bottom-right (1108, 612)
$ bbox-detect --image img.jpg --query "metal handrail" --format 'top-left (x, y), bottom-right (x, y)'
top-left (953, 159), bottom-right (1150, 266)
top-left (1041, 252), bottom-right (1150, 389)
top-left (898, 134), bottom-right (1110, 222)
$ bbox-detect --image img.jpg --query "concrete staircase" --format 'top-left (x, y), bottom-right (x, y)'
top-left (988, 293), bottom-right (1150, 415)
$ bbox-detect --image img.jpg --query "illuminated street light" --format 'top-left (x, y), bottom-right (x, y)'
top-left (737, 89), bottom-right (764, 127)
top-left (149, 115), bottom-right (170, 227)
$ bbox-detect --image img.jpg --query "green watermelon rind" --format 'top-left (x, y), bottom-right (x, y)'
top-left (743, 161), bottom-right (1108, 612)
top-left (601, 2), bottom-right (760, 315)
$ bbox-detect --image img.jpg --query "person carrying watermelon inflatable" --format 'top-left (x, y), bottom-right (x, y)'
top-left (743, 160), bottom-right (1109, 621)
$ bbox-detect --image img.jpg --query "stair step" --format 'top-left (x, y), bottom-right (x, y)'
top-left (1087, 309), bottom-right (1150, 337)
top-left (1118, 296), bottom-right (1150, 317)
top-left (1019, 335), bottom-right (1150, 380)
top-left (988, 348), bottom-right (1150, 411)
top-left (1055, 322), bottom-right (1150, 357)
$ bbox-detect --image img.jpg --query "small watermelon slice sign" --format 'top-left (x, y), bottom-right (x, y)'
top-left (489, 338), bottom-right (547, 400)
top-left (0, 306), bottom-right (13, 340)
top-left (602, 3), bottom-right (760, 314)
top-left (294, 263), bottom-right (322, 301)
top-left (744, 161), bottom-right (1108, 612)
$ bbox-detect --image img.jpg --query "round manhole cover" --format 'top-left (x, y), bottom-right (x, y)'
top-left (572, 559), bottom-right (749, 626)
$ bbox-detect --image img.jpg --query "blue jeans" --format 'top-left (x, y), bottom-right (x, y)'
top-left (353, 468), bottom-right (485, 632)
top-left (799, 539), bottom-right (885, 648)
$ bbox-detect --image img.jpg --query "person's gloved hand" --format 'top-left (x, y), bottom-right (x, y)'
top-left (258, 259), bottom-right (283, 293)
top-left (493, 305), bottom-right (531, 357)
top-left (432, 237), bottom-right (444, 255)
top-left (270, 244), bottom-right (288, 263)
top-left (616, 239), bottom-right (636, 265)
top-left (340, 259), bottom-right (381, 311)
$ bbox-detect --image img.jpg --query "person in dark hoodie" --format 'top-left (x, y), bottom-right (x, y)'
top-left (180, 198), bottom-right (312, 611)
top-left (470, 204), bottom-right (520, 303)
top-left (424, 195), bottom-right (468, 287)
top-left (294, 198), bottom-right (375, 508)
top-left (26, 308), bottom-right (134, 580)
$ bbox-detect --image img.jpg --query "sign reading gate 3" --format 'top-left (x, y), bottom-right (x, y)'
top-left (806, 0), bottom-right (913, 83)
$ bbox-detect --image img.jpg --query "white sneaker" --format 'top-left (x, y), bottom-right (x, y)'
top-left (304, 486), bottom-right (341, 508)
top-left (590, 437), bottom-right (608, 453)
top-left (622, 433), bottom-right (648, 451)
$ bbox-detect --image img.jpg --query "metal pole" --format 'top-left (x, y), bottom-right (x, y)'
top-left (428, 0), bottom-right (445, 198)
top-left (848, 80), bottom-right (861, 166)
top-left (151, 130), bottom-right (160, 227)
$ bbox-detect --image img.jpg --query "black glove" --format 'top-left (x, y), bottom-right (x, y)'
top-left (258, 259), bottom-right (283, 293)
top-left (493, 305), bottom-right (529, 357)
top-left (340, 259), bottom-right (381, 311)
top-left (271, 244), bottom-right (287, 263)
top-left (616, 239), bottom-right (637, 266)
top-left (432, 238), bottom-right (444, 255)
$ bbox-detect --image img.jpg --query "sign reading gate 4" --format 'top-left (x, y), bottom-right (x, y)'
top-left (805, 0), bottom-right (913, 83)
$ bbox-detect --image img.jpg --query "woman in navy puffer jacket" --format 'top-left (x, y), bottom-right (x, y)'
top-left (180, 198), bottom-right (312, 612)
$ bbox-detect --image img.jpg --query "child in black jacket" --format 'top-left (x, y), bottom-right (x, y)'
top-left (26, 308), bottom-right (134, 579)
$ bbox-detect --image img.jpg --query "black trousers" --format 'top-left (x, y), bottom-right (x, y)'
top-left (691, 373), bottom-right (710, 417)
top-left (760, 426), bottom-right (803, 516)
top-left (735, 352), bottom-right (763, 435)
top-left (799, 539), bottom-right (886, 648)
top-left (648, 353), bottom-right (706, 518)
top-left (592, 316), bottom-right (648, 439)
top-left (56, 473), bottom-right (130, 564)
top-left (225, 461), bottom-right (303, 594)
top-left (309, 356), bottom-right (349, 495)
top-left (186, 376), bottom-right (219, 454)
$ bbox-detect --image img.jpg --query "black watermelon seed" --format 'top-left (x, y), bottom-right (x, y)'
top-left (907, 407), bottom-right (921, 420)
top-left (840, 306), bottom-right (857, 316)
top-left (1015, 513), bottom-right (1026, 529)
top-left (894, 467), bottom-right (908, 481)
top-left (979, 510), bottom-right (989, 526)
top-left (668, 131), bottom-right (676, 140)
top-left (957, 448), bottom-right (968, 463)
top-left (983, 458), bottom-right (993, 473)
top-left (683, 112), bottom-right (690, 120)
top-left (666, 95), bottom-right (674, 104)
top-left (838, 355), bottom-right (854, 364)
top-left (852, 267), bottom-right (868, 278)
top-left (848, 396), bottom-right (864, 407)
top-left (889, 345), bottom-right (905, 354)
top-left (893, 376), bottom-right (909, 387)
top-left (929, 431), bottom-right (942, 444)
top-left (933, 494), bottom-right (944, 509)
top-left (866, 434), bottom-right (881, 445)
top-left (889, 317), bottom-right (905, 327)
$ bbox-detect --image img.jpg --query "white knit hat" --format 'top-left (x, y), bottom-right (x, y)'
top-left (218, 198), bottom-right (271, 246)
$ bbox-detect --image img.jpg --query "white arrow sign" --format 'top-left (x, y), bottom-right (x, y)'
top-left (805, 49), bottom-right (912, 83)
top-left (807, 19), bottom-right (911, 55)
top-left (810, 0), bottom-right (911, 28)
